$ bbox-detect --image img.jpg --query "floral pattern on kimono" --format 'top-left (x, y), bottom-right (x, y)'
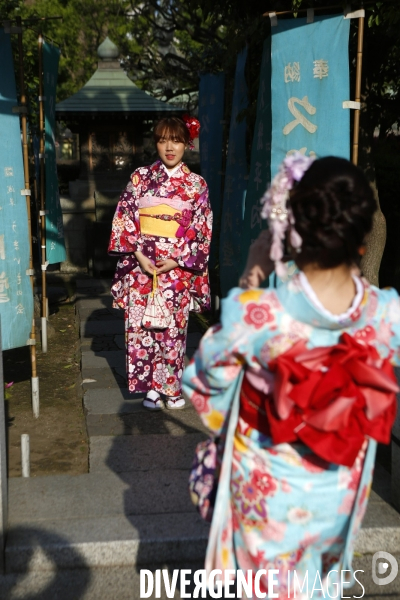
top-left (108, 161), bottom-right (212, 395)
top-left (182, 275), bottom-right (400, 597)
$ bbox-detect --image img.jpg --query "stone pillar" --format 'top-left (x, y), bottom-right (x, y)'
top-left (0, 320), bottom-right (8, 573)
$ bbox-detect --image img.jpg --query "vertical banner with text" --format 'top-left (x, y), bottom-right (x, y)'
top-left (219, 48), bottom-right (249, 296)
top-left (198, 73), bottom-right (225, 270)
top-left (0, 29), bottom-right (33, 350)
top-left (241, 38), bottom-right (272, 271)
top-left (43, 41), bottom-right (66, 264)
top-left (271, 15), bottom-right (350, 177)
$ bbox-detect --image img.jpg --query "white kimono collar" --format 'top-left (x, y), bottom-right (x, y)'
top-left (160, 161), bottom-right (184, 178)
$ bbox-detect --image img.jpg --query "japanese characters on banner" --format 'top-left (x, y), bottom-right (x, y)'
top-left (271, 15), bottom-right (350, 176)
top-left (198, 73), bottom-right (225, 269)
top-left (43, 41), bottom-right (66, 264)
top-left (0, 29), bottom-right (33, 350)
top-left (219, 48), bottom-right (249, 297)
top-left (240, 38), bottom-right (272, 272)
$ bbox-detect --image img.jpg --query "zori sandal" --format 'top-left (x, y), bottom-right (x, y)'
top-left (143, 390), bottom-right (164, 411)
top-left (165, 395), bottom-right (186, 410)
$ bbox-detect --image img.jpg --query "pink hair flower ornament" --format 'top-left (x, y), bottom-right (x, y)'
top-left (182, 114), bottom-right (201, 150)
top-left (260, 152), bottom-right (315, 278)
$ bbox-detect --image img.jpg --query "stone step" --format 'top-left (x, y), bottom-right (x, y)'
top-left (89, 433), bottom-right (207, 473)
top-left (82, 350), bottom-right (126, 370)
top-left (78, 307), bottom-right (124, 321)
top-left (76, 296), bottom-right (115, 312)
top-left (4, 466), bottom-right (400, 576)
top-left (80, 333), bottom-right (125, 353)
top-left (81, 320), bottom-right (125, 337)
top-left (0, 557), bottom-right (399, 600)
top-left (9, 471), bottom-right (197, 523)
top-left (6, 512), bottom-right (208, 574)
top-left (7, 471), bottom-right (209, 573)
top-left (76, 279), bottom-right (112, 296)
top-left (81, 367), bottom-right (127, 390)
top-left (83, 388), bottom-right (208, 436)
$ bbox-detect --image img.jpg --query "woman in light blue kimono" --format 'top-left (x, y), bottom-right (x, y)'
top-left (183, 155), bottom-right (398, 598)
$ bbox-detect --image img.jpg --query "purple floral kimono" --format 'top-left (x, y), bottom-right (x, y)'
top-left (109, 160), bottom-right (212, 396)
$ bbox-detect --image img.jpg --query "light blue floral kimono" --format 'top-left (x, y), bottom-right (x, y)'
top-left (182, 273), bottom-right (400, 599)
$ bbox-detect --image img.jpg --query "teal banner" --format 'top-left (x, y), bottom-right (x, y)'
top-left (241, 38), bottom-right (271, 270)
top-left (219, 48), bottom-right (248, 297)
top-left (271, 15), bottom-right (350, 176)
top-left (198, 73), bottom-right (225, 269)
top-left (0, 29), bottom-right (33, 350)
top-left (43, 41), bottom-right (66, 264)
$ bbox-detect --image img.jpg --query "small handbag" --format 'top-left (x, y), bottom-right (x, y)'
top-left (188, 372), bottom-right (243, 523)
top-left (188, 437), bottom-right (220, 522)
top-left (142, 270), bottom-right (172, 330)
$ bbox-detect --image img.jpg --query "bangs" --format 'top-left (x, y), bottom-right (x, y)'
top-left (153, 117), bottom-right (189, 144)
top-left (155, 126), bottom-right (185, 143)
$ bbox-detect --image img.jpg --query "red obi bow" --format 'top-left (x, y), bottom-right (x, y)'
top-left (265, 333), bottom-right (398, 466)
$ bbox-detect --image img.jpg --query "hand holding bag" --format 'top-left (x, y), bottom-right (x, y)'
top-left (142, 270), bottom-right (172, 330)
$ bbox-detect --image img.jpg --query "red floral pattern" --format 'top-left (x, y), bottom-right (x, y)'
top-left (244, 302), bottom-right (274, 329)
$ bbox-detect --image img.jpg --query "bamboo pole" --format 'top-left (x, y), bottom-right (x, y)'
top-left (352, 14), bottom-right (365, 166)
top-left (16, 16), bottom-right (39, 418)
top-left (263, 5), bottom-right (345, 17)
top-left (263, 4), bottom-right (373, 18)
top-left (38, 34), bottom-right (48, 353)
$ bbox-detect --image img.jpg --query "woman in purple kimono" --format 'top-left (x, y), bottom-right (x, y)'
top-left (109, 116), bottom-right (212, 410)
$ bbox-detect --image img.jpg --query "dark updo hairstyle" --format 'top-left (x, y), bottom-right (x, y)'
top-left (289, 156), bottom-right (376, 270)
top-left (153, 117), bottom-right (190, 146)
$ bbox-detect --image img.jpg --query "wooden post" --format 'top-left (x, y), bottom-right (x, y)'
top-left (351, 13), bottom-right (364, 166)
top-left (38, 34), bottom-right (48, 353)
top-left (16, 16), bottom-right (40, 417)
top-left (21, 434), bottom-right (30, 477)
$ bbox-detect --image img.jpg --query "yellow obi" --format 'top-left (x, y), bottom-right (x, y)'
top-left (139, 204), bottom-right (181, 237)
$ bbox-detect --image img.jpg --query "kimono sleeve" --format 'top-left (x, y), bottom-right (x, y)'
top-left (182, 288), bottom-right (264, 435)
top-left (108, 170), bottom-right (144, 255)
top-left (174, 182), bottom-right (212, 271)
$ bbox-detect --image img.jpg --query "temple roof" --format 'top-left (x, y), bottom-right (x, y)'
top-left (56, 37), bottom-right (182, 115)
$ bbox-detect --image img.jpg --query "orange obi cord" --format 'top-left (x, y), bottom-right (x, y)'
top-left (139, 205), bottom-right (181, 237)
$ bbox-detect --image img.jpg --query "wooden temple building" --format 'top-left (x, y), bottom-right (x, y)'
top-left (56, 36), bottom-right (183, 273)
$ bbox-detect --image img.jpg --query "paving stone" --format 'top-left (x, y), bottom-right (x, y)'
top-left (0, 562), bottom-right (208, 599)
top-left (1, 558), bottom-right (398, 599)
top-left (86, 409), bottom-right (208, 437)
top-left (5, 512), bottom-right (208, 572)
top-left (82, 350), bottom-right (126, 370)
top-left (81, 320), bottom-right (125, 336)
top-left (78, 307), bottom-right (124, 321)
top-left (90, 433), bottom-right (207, 472)
top-left (80, 336), bottom-right (121, 352)
top-left (9, 471), bottom-right (196, 523)
top-left (81, 367), bottom-right (126, 391)
top-left (84, 388), bottom-right (140, 408)
top-left (76, 296), bottom-right (115, 312)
